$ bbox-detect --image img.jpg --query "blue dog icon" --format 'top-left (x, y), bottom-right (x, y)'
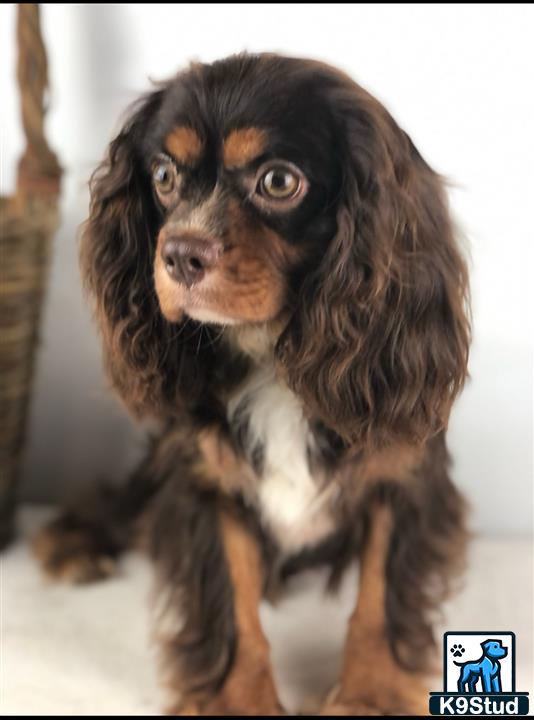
top-left (455, 639), bottom-right (508, 693)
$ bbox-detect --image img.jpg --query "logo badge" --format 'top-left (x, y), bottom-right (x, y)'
top-left (429, 632), bottom-right (529, 715)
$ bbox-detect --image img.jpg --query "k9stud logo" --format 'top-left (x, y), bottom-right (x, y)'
top-left (429, 632), bottom-right (529, 715)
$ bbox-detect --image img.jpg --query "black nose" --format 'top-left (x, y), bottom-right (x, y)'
top-left (161, 235), bottom-right (222, 288)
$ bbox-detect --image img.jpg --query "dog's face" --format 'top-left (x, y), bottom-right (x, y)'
top-left (144, 58), bottom-right (341, 325)
top-left (482, 641), bottom-right (508, 660)
top-left (82, 53), bottom-right (470, 445)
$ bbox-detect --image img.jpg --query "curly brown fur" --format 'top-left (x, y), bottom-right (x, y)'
top-left (385, 434), bottom-right (468, 671)
top-left (36, 53), bottom-right (471, 714)
top-left (32, 431), bottom-right (167, 582)
top-left (277, 90), bottom-right (470, 449)
top-left (149, 477), bottom-right (237, 704)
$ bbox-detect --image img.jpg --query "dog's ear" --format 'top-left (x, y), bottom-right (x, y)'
top-left (80, 89), bottom-right (212, 419)
top-left (278, 83), bottom-right (470, 449)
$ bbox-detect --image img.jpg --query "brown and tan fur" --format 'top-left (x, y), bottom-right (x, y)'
top-left (31, 53), bottom-right (470, 715)
top-left (165, 127), bottom-right (205, 167)
top-left (223, 128), bottom-right (268, 169)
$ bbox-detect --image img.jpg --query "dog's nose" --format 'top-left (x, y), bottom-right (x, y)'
top-left (161, 234), bottom-right (223, 288)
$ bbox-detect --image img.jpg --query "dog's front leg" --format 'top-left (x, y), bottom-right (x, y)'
top-left (150, 478), bottom-right (282, 716)
top-left (320, 501), bottom-right (428, 716)
top-left (206, 510), bottom-right (283, 716)
top-left (482, 664), bottom-right (495, 693)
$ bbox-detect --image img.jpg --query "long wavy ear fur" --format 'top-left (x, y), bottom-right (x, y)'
top-left (80, 90), bottom-right (213, 418)
top-left (277, 80), bottom-right (470, 449)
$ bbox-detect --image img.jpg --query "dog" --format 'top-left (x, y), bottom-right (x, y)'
top-left (455, 640), bottom-right (507, 694)
top-left (33, 53), bottom-right (470, 715)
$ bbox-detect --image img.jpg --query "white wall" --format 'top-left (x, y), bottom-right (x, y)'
top-left (2, 4), bottom-right (532, 536)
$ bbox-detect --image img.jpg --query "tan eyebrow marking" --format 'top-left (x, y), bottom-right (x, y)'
top-left (164, 126), bottom-right (204, 166)
top-left (223, 128), bottom-right (268, 169)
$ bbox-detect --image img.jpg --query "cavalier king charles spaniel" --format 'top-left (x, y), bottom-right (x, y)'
top-left (35, 53), bottom-right (470, 715)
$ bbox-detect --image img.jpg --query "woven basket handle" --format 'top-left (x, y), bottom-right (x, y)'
top-left (16, 3), bottom-right (62, 198)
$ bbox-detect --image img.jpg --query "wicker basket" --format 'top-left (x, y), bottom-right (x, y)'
top-left (0, 4), bottom-right (62, 548)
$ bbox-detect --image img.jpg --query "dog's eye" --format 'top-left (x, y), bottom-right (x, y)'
top-left (259, 167), bottom-right (300, 200)
top-left (246, 160), bottom-right (308, 211)
top-left (152, 160), bottom-right (176, 195)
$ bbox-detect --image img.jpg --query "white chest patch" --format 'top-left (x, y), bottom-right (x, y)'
top-left (227, 361), bottom-right (335, 554)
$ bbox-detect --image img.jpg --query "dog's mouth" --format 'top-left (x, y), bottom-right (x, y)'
top-left (179, 289), bottom-right (243, 326)
top-left (154, 253), bottom-right (287, 327)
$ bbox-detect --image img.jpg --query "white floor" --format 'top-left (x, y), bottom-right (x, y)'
top-left (1, 508), bottom-right (532, 715)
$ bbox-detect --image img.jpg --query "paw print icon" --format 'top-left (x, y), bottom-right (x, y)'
top-left (450, 643), bottom-right (466, 658)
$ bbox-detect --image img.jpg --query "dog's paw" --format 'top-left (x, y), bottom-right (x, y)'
top-left (450, 643), bottom-right (466, 659)
top-left (320, 675), bottom-right (428, 717)
top-left (321, 699), bottom-right (423, 716)
top-left (166, 702), bottom-right (198, 716)
top-left (168, 680), bottom-right (286, 716)
top-left (321, 694), bottom-right (427, 716)
top-left (320, 699), bottom-right (392, 715)
top-left (169, 700), bottom-right (284, 716)
top-left (32, 514), bottom-right (118, 584)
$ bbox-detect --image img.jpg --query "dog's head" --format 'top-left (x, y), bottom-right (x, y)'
top-left (82, 53), bottom-right (470, 447)
top-left (482, 640), bottom-right (508, 660)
